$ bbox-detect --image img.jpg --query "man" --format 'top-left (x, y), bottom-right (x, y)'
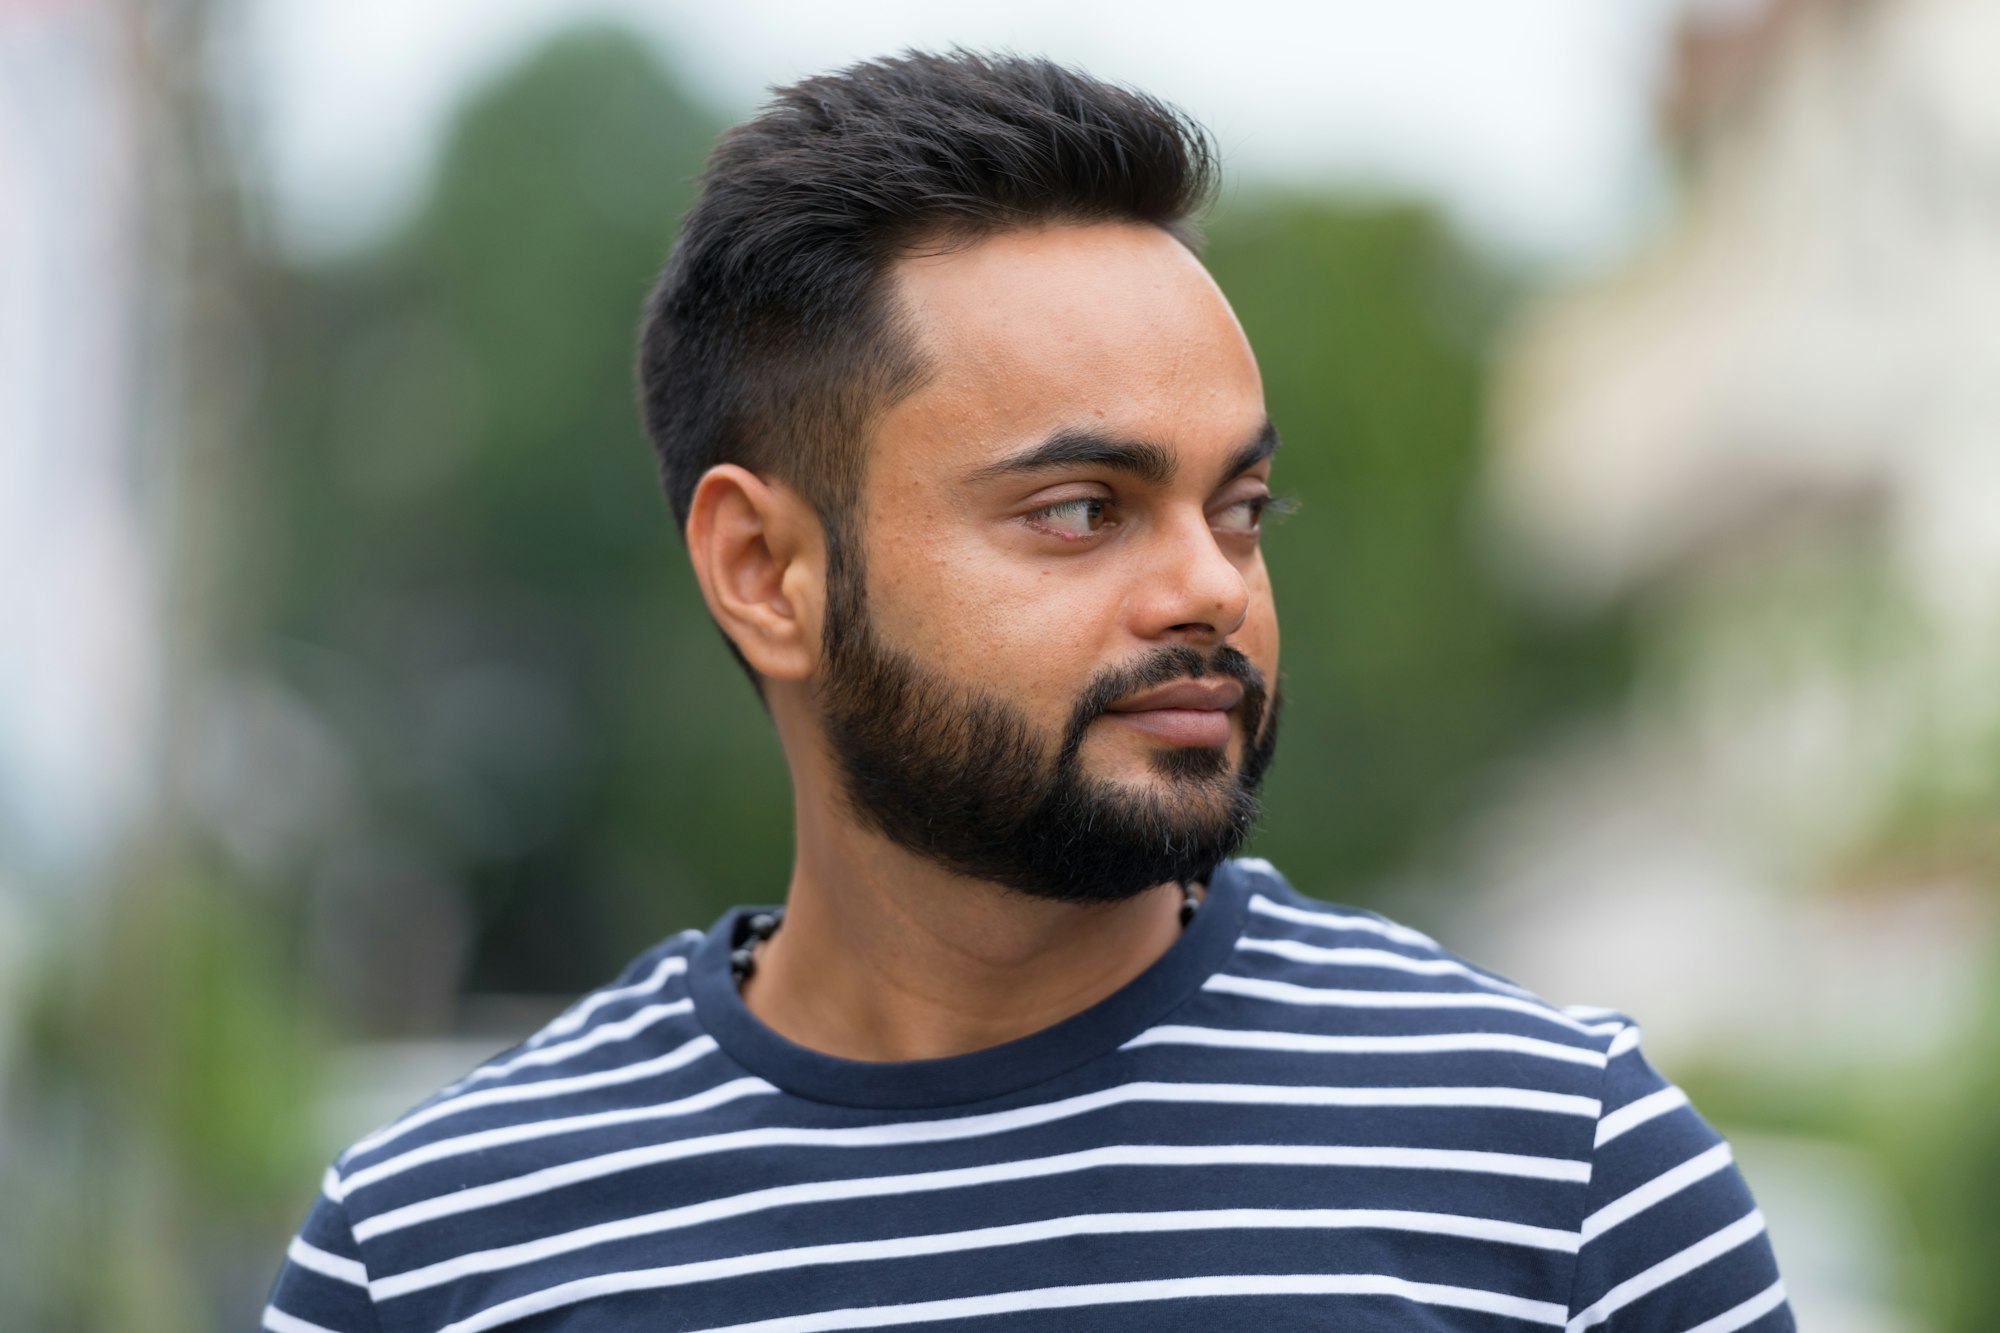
top-left (266, 51), bottom-right (1792, 1333)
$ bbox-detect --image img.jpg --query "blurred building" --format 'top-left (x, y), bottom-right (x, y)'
top-left (1477, 0), bottom-right (2000, 1328)
top-left (0, 0), bottom-right (162, 1069)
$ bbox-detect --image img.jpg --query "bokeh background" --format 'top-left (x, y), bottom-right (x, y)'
top-left (4, 0), bottom-right (1995, 1328)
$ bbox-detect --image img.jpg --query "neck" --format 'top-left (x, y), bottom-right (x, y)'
top-left (741, 797), bottom-right (1194, 1063)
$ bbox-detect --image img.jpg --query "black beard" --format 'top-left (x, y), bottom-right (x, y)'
top-left (816, 565), bottom-right (1280, 905)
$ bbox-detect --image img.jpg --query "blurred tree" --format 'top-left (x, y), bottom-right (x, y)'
top-left (11, 868), bottom-right (328, 1333)
top-left (235, 28), bottom-right (773, 1008)
top-left (1203, 201), bottom-right (1632, 907)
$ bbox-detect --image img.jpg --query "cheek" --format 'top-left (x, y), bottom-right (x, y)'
top-left (865, 528), bottom-right (1104, 706)
top-left (965, 571), bottom-right (1112, 703)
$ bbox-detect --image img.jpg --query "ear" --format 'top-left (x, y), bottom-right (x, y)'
top-left (684, 465), bottom-right (824, 683)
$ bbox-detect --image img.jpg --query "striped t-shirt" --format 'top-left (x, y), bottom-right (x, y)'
top-left (265, 857), bottom-right (1792, 1332)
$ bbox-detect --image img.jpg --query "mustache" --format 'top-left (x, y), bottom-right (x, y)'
top-left (1058, 644), bottom-right (1270, 760)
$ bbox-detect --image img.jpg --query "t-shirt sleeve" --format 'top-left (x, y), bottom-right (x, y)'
top-left (261, 1169), bottom-right (386, 1333)
top-left (1564, 1023), bottom-right (1795, 1331)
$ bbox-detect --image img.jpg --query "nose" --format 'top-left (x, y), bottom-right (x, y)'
top-left (1134, 509), bottom-right (1251, 644)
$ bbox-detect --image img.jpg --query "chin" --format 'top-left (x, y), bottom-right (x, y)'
top-left (1078, 747), bottom-right (1238, 797)
top-left (1088, 732), bottom-right (1239, 784)
top-left (1143, 744), bottom-right (1234, 783)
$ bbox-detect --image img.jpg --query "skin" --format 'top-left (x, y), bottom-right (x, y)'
top-left (684, 221), bottom-right (1280, 1062)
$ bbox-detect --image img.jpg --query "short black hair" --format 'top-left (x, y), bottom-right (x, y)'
top-left (635, 49), bottom-right (1217, 544)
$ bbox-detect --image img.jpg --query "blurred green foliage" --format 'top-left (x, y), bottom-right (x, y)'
top-left (1203, 203), bottom-right (1632, 896)
top-left (237, 28), bottom-right (784, 998)
top-left (6, 871), bottom-right (327, 1332)
top-left (1672, 967), bottom-right (2000, 1332)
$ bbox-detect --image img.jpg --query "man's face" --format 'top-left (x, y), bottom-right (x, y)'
top-left (817, 221), bottom-right (1282, 901)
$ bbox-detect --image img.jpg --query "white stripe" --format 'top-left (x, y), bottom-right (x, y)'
top-left (320, 1166), bottom-right (346, 1205)
top-left (263, 1308), bottom-right (343, 1333)
top-left (286, 1236), bottom-right (367, 1287)
top-left (1595, 1087), bottom-right (1689, 1148)
top-left (1606, 1026), bottom-right (1644, 1058)
top-left (360, 1079), bottom-right (1593, 1242)
top-left (1563, 1004), bottom-right (1624, 1021)
top-left (431, 1211), bottom-right (1577, 1332)
top-left (375, 1135), bottom-right (1591, 1295)
top-left (1247, 892), bottom-right (1438, 948)
top-left (1234, 936), bottom-right (1519, 986)
top-left (450, 1000), bottom-right (692, 1088)
top-left (1126, 1023), bottom-right (1609, 1068)
top-left (527, 946), bottom-right (695, 1046)
top-left (1675, 1278), bottom-right (1788, 1333)
top-left (681, 1274), bottom-right (1567, 1333)
top-left (364, 1072), bottom-right (1592, 1200)
top-left (1581, 1143), bottom-right (1734, 1242)
top-left (1566, 1209), bottom-right (1768, 1332)
top-left (1234, 935), bottom-right (1537, 997)
top-left (1206, 971), bottom-right (1599, 1034)
top-left (345, 1034), bottom-right (719, 1159)
top-left (343, 1076), bottom-right (776, 1193)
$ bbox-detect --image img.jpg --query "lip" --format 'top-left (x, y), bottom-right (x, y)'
top-left (1100, 677), bottom-right (1243, 747)
top-left (1104, 679), bottom-right (1245, 714)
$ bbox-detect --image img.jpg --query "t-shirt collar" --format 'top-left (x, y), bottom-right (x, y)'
top-left (687, 859), bottom-right (1254, 1109)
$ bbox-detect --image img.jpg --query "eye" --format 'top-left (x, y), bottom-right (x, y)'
top-left (1212, 495), bottom-right (1270, 535)
top-left (1025, 497), bottom-right (1116, 539)
top-left (1212, 492), bottom-right (1297, 537)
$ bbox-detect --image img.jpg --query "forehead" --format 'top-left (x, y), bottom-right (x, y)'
top-left (875, 223), bottom-right (1266, 480)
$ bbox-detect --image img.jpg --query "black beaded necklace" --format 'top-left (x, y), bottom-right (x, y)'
top-left (729, 882), bottom-right (1203, 988)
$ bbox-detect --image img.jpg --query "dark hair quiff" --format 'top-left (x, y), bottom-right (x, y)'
top-left (635, 49), bottom-right (1218, 551)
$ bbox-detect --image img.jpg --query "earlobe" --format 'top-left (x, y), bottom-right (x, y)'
top-left (685, 465), bottom-right (823, 682)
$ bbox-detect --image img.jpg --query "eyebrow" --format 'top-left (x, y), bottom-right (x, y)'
top-left (1219, 418), bottom-right (1281, 484)
top-left (968, 417), bottom-right (1279, 490)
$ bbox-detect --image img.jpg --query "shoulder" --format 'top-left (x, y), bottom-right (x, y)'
top-left (1207, 856), bottom-right (1632, 1068)
top-left (1209, 859), bottom-right (1794, 1328)
top-left (266, 928), bottom-right (758, 1328)
top-left (325, 927), bottom-right (751, 1232)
